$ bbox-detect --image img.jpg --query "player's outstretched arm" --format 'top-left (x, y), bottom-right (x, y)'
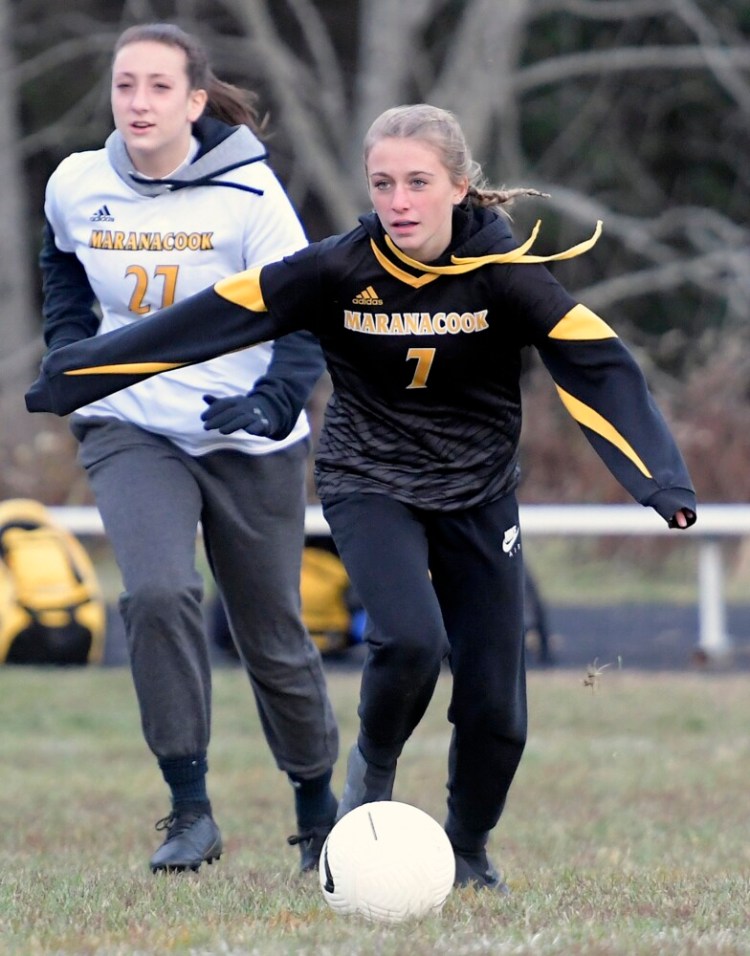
top-left (26, 270), bottom-right (282, 417)
top-left (533, 305), bottom-right (697, 528)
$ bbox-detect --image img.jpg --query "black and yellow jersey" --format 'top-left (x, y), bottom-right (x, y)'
top-left (27, 205), bottom-right (696, 519)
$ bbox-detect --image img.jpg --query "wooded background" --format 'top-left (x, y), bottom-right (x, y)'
top-left (2, 0), bottom-right (749, 509)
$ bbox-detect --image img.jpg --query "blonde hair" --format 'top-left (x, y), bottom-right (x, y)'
top-left (114, 23), bottom-right (266, 134)
top-left (363, 104), bottom-right (546, 214)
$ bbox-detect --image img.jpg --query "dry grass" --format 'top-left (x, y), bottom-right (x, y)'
top-left (1, 665), bottom-right (748, 955)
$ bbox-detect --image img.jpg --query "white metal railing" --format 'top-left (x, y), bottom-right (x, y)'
top-left (50, 502), bottom-right (750, 660)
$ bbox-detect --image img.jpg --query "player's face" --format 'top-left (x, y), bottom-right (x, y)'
top-left (367, 137), bottom-right (468, 263)
top-left (111, 41), bottom-right (207, 178)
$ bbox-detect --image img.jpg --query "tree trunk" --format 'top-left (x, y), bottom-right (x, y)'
top-left (0, 0), bottom-right (38, 394)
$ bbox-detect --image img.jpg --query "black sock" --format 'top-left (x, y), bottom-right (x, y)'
top-left (288, 768), bottom-right (337, 830)
top-left (357, 729), bottom-right (402, 770)
top-left (158, 754), bottom-right (210, 813)
top-left (444, 810), bottom-right (489, 855)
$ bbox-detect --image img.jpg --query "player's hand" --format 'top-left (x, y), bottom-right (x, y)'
top-left (201, 394), bottom-right (273, 437)
top-left (668, 508), bottom-right (696, 530)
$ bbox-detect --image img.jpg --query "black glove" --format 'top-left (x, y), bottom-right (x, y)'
top-left (201, 393), bottom-right (276, 437)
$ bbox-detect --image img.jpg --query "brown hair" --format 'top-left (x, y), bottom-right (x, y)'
top-left (363, 104), bottom-right (546, 215)
top-left (114, 23), bottom-right (266, 135)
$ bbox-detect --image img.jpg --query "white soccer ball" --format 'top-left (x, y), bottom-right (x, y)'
top-left (319, 801), bottom-right (455, 923)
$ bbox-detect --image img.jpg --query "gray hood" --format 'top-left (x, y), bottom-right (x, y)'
top-left (105, 117), bottom-right (268, 198)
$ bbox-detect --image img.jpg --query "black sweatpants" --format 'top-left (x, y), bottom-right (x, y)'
top-left (322, 491), bottom-right (527, 836)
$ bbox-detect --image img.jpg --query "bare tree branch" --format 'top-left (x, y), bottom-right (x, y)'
top-left (578, 248), bottom-right (750, 312)
top-left (536, 183), bottom-right (750, 319)
top-left (19, 77), bottom-right (111, 158)
top-left (0, 339), bottom-right (43, 381)
top-left (353, 0), bottom-right (437, 154)
top-left (10, 33), bottom-right (118, 86)
top-left (0, 0), bottom-right (36, 371)
top-left (282, 0), bottom-right (351, 152)
top-left (668, 0), bottom-right (750, 111)
top-left (532, 0), bottom-right (675, 17)
top-left (430, 0), bottom-right (531, 178)
top-left (515, 45), bottom-right (750, 102)
top-left (215, 0), bottom-right (361, 230)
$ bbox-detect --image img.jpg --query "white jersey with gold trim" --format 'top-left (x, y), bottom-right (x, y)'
top-left (42, 120), bottom-right (311, 456)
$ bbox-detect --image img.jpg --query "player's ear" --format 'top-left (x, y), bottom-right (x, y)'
top-left (452, 176), bottom-right (469, 205)
top-left (189, 88), bottom-right (208, 122)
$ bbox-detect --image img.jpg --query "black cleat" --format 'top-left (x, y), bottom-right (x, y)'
top-left (149, 809), bottom-right (223, 873)
top-left (453, 847), bottom-right (510, 894)
top-left (287, 819), bottom-right (335, 873)
top-left (335, 744), bottom-right (396, 821)
top-left (288, 789), bottom-right (338, 873)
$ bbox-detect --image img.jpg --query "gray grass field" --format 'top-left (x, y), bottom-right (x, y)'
top-left (1, 665), bottom-right (748, 955)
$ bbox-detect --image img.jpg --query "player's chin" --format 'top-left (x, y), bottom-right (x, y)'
top-left (390, 224), bottom-right (416, 237)
top-left (123, 131), bottom-right (158, 153)
top-left (387, 232), bottom-right (423, 256)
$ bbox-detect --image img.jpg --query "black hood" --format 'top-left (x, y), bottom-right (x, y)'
top-left (358, 203), bottom-right (518, 266)
top-left (358, 203), bottom-right (602, 286)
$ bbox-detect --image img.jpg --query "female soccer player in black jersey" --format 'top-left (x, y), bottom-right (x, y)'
top-left (27, 104), bottom-right (696, 891)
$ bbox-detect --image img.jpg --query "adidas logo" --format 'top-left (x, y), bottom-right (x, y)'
top-left (352, 286), bottom-right (383, 305)
top-left (89, 204), bottom-right (114, 222)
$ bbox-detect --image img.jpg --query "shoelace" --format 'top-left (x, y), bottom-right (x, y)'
top-left (287, 830), bottom-right (315, 848)
top-left (154, 811), bottom-right (203, 839)
top-left (154, 813), bottom-right (175, 834)
top-left (287, 821), bottom-right (333, 848)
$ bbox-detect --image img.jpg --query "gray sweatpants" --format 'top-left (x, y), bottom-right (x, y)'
top-left (72, 416), bottom-right (338, 778)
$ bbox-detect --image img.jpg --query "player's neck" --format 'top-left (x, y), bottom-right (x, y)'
top-left (128, 137), bottom-right (198, 180)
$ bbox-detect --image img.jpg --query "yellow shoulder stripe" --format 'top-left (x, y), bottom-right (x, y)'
top-left (555, 385), bottom-right (652, 478)
top-left (215, 266), bottom-right (268, 311)
top-left (65, 361), bottom-right (188, 376)
top-left (549, 304), bottom-right (617, 341)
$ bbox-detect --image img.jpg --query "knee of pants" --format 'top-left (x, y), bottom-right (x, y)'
top-left (373, 620), bottom-right (448, 673)
top-left (451, 699), bottom-right (527, 746)
top-left (119, 581), bottom-right (203, 634)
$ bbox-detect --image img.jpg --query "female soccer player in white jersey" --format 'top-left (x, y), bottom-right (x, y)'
top-left (37, 23), bottom-right (339, 874)
top-left (29, 104), bottom-right (697, 891)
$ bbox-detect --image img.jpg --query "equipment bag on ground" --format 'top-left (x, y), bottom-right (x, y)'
top-left (0, 498), bottom-right (106, 664)
top-left (299, 539), bottom-right (367, 654)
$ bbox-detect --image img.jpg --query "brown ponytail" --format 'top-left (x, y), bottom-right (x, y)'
top-left (466, 185), bottom-right (550, 212)
top-left (204, 75), bottom-right (267, 134)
